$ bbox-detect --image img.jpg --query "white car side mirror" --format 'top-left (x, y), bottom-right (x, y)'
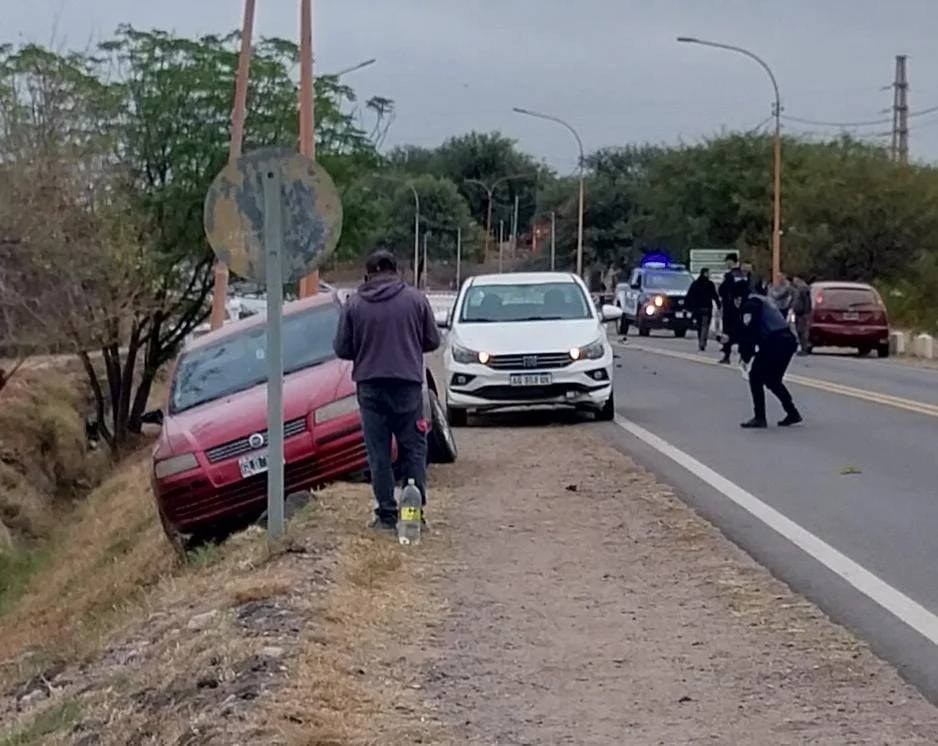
top-left (434, 310), bottom-right (450, 329)
top-left (600, 304), bottom-right (623, 323)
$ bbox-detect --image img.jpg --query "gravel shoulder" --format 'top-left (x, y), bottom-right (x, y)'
top-left (413, 416), bottom-right (938, 744)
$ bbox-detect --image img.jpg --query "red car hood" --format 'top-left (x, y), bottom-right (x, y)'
top-left (161, 358), bottom-right (355, 456)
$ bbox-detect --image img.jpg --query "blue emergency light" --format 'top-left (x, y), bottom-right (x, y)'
top-left (641, 253), bottom-right (672, 268)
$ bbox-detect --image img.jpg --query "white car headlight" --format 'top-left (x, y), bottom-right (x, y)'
top-left (452, 345), bottom-right (489, 365)
top-left (154, 452), bottom-right (199, 480)
top-left (315, 395), bottom-right (360, 424)
top-left (570, 338), bottom-right (606, 361)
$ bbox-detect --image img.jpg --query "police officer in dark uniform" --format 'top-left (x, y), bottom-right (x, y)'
top-left (717, 253), bottom-right (748, 364)
top-left (734, 282), bottom-right (803, 429)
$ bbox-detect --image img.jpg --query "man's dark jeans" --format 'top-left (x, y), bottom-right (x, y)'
top-left (357, 379), bottom-right (427, 525)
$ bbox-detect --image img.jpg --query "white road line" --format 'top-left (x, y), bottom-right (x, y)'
top-left (614, 340), bottom-right (938, 419)
top-left (614, 413), bottom-right (938, 647)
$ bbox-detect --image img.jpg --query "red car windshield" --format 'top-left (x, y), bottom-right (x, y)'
top-left (818, 287), bottom-right (880, 309)
top-left (171, 304), bottom-right (340, 414)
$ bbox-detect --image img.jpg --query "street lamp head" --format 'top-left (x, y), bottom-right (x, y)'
top-left (676, 36), bottom-right (699, 43)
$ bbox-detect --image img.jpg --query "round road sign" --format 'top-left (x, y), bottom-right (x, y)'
top-left (203, 147), bottom-right (342, 285)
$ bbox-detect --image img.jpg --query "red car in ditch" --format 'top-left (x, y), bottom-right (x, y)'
top-left (146, 292), bottom-right (455, 548)
top-left (808, 281), bottom-right (890, 357)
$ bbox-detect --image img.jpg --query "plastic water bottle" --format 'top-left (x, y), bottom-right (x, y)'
top-left (398, 479), bottom-right (422, 546)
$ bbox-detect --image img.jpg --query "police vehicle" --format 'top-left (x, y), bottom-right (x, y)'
top-left (614, 259), bottom-right (694, 337)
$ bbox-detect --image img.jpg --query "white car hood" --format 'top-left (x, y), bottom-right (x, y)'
top-left (453, 319), bottom-right (601, 354)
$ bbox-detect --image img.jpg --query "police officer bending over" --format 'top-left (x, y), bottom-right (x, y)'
top-left (734, 283), bottom-right (803, 429)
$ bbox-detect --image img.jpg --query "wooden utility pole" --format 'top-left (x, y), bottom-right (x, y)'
top-left (210, 0), bottom-right (256, 330)
top-left (298, 0), bottom-right (320, 297)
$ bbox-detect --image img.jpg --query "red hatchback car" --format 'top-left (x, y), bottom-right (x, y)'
top-left (808, 281), bottom-right (890, 357)
top-left (146, 292), bottom-right (454, 548)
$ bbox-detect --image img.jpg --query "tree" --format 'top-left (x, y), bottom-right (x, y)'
top-left (0, 29), bottom-right (387, 449)
top-left (364, 174), bottom-right (481, 271)
top-left (390, 131), bottom-right (550, 245)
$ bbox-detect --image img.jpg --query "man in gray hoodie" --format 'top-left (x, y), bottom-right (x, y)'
top-left (333, 250), bottom-right (441, 531)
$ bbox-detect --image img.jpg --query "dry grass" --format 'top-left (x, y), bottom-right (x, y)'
top-left (0, 370), bottom-right (101, 503)
top-left (229, 579), bottom-right (294, 607)
top-left (274, 491), bottom-right (449, 746)
top-left (0, 441), bottom-right (452, 745)
top-left (0, 455), bottom-right (173, 685)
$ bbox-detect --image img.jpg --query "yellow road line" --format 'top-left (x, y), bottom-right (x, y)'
top-left (614, 340), bottom-right (938, 419)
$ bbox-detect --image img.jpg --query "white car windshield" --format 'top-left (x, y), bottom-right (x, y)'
top-left (460, 282), bottom-right (592, 323)
top-left (644, 271), bottom-right (693, 291)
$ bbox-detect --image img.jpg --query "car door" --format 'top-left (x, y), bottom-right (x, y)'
top-left (624, 271), bottom-right (642, 319)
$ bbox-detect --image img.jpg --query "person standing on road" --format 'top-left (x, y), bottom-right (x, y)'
top-left (734, 283), bottom-right (803, 429)
top-left (792, 275), bottom-right (813, 355)
top-left (685, 268), bottom-right (721, 351)
top-left (718, 253), bottom-right (748, 364)
top-left (333, 250), bottom-right (441, 532)
top-left (769, 275), bottom-right (795, 318)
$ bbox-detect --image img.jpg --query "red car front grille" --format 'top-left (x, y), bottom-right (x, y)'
top-left (163, 439), bottom-right (368, 530)
top-left (205, 417), bottom-right (309, 463)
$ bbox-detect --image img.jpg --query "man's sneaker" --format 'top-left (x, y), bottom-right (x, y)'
top-left (778, 412), bottom-right (804, 427)
top-left (367, 516), bottom-right (397, 534)
top-left (740, 417), bottom-right (768, 429)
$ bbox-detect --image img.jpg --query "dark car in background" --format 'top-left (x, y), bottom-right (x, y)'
top-left (808, 281), bottom-right (890, 357)
top-left (614, 262), bottom-right (694, 337)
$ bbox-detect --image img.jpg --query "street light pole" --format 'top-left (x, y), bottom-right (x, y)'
top-left (512, 107), bottom-right (585, 278)
top-left (328, 57), bottom-right (376, 78)
top-left (464, 173), bottom-right (533, 264)
top-left (456, 225), bottom-right (462, 289)
top-left (677, 36), bottom-right (782, 284)
top-left (422, 231), bottom-right (429, 289)
top-left (550, 210), bottom-right (556, 271)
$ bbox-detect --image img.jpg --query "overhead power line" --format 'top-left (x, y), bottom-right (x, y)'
top-left (782, 113), bottom-right (893, 128)
top-left (781, 104), bottom-right (938, 130)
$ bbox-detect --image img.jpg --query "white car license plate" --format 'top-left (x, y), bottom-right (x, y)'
top-left (239, 451), bottom-right (269, 478)
top-left (674, 310), bottom-right (687, 319)
top-left (509, 373), bottom-right (552, 387)
top-left (842, 312), bottom-right (860, 321)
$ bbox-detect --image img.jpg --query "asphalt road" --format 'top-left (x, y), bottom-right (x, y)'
top-left (605, 329), bottom-right (938, 701)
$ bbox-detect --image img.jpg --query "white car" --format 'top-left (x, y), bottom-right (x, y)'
top-left (437, 272), bottom-right (622, 425)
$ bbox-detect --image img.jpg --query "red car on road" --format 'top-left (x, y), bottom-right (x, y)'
top-left (146, 292), bottom-right (455, 549)
top-left (808, 281), bottom-right (890, 357)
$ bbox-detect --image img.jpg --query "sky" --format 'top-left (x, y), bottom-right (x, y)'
top-left (5, 0), bottom-right (938, 172)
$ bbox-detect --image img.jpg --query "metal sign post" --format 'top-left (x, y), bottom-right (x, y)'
top-left (262, 168), bottom-right (286, 538)
top-left (204, 148), bottom-right (342, 544)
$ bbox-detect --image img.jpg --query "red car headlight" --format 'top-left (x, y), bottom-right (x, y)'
top-left (154, 452), bottom-right (199, 479)
top-left (315, 395), bottom-right (359, 424)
